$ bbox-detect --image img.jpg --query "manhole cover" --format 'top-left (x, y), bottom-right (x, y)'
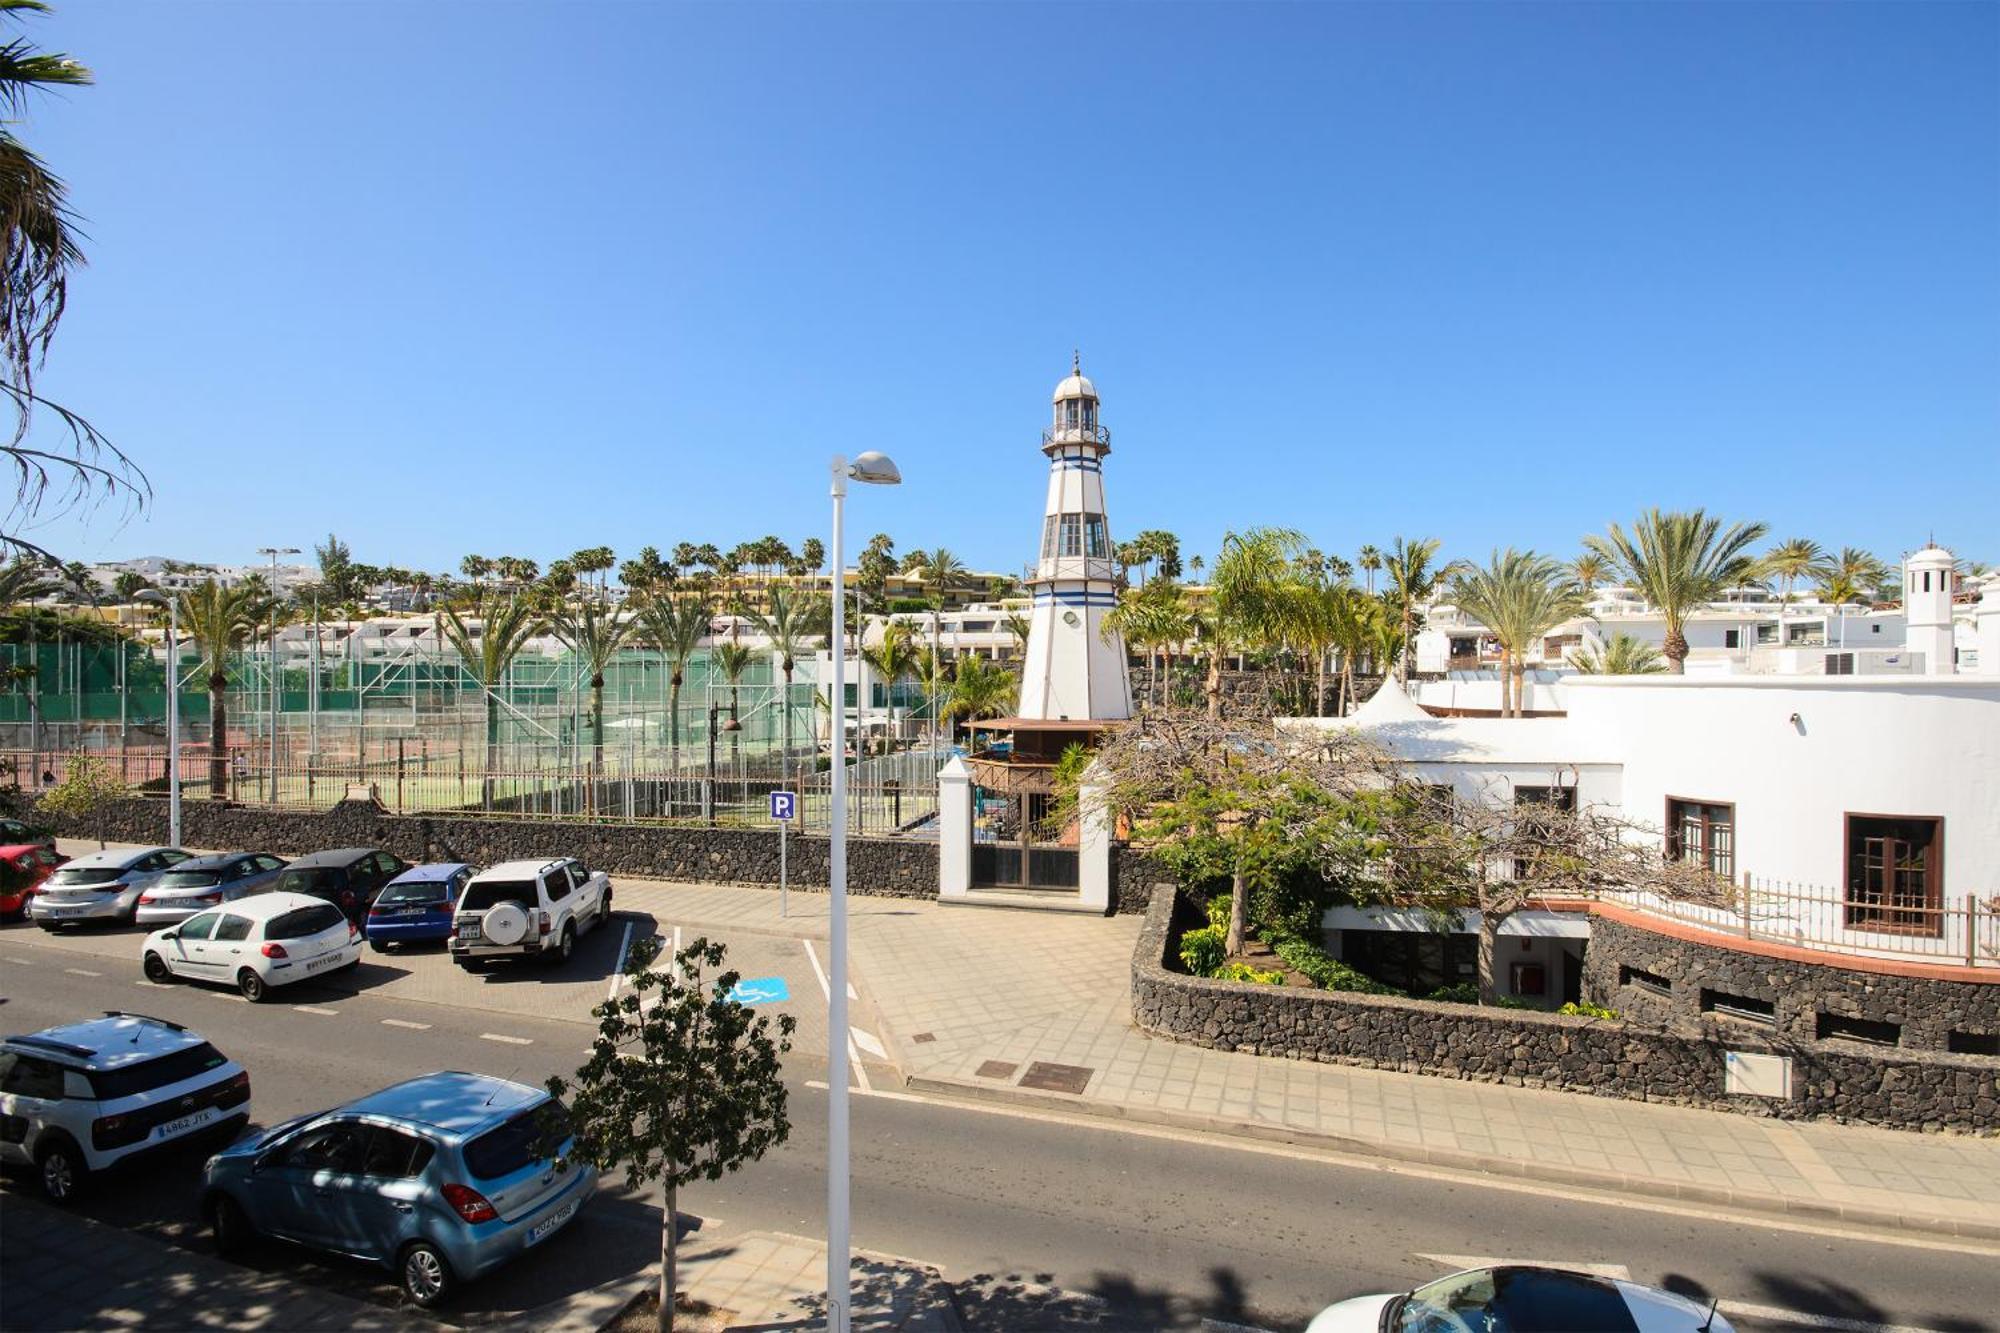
top-left (1018, 1062), bottom-right (1094, 1095)
top-left (911, 1032), bottom-right (936, 1044)
top-left (975, 1060), bottom-right (1017, 1080)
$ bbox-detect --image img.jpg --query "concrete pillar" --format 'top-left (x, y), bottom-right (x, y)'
top-left (1077, 760), bottom-right (1112, 914)
top-left (1977, 574), bottom-right (2000, 676)
top-left (938, 755), bottom-right (972, 901)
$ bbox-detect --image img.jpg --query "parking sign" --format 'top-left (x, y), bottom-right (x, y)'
top-left (769, 790), bottom-right (797, 822)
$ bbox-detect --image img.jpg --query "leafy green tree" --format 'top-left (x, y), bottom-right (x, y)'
top-left (747, 585), bottom-right (827, 781)
top-left (710, 639), bottom-right (754, 764)
top-left (37, 749), bottom-right (125, 847)
top-left (1584, 509), bottom-right (1768, 673)
top-left (436, 591), bottom-right (544, 808)
top-left (1205, 527), bottom-right (1307, 716)
top-left (1567, 633), bottom-right (1666, 675)
top-left (1760, 537), bottom-right (1827, 610)
top-left (177, 580), bottom-right (270, 800)
top-left (944, 654), bottom-right (1016, 736)
top-left (547, 935), bottom-right (795, 1333)
top-left (314, 533), bottom-right (367, 603)
top-left (1818, 546), bottom-right (1888, 605)
top-left (1449, 550), bottom-right (1582, 717)
top-left (858, 620), bottom-right (917, 756)
top-left (634, 592), bottom-right (711, 770)
top-left (1383, 537), bottom-right (1447, 686)
top-left (110, 569), bottom-right (151, 602)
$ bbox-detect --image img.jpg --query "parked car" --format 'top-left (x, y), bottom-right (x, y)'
top-left (272, 848), bottom-right (410, 922)
top-left (0, 817), bottom-right (54, 847)
top-left (135, 852), bottom-right (290, 926)
top-left (448, 858), bottom-right (613, 971)
top-left (364, 863), bottom-right (473, 952)
top-left (0, 844), bottom-right (64, 919)
top-left (1306, 1266), bottom-right (1737, 1333)
top-left (200, 1070), bottom-right (595, 1307)
top-left (140, 892), bottom-right (362, 1002)
top-left (0, 1012), bottom-right (251, 1202)
top-left (30, 846), bottom-right (192, 929)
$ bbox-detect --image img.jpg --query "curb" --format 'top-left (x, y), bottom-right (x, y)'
top-left (903, 1072), bottom-right (2000, 1245)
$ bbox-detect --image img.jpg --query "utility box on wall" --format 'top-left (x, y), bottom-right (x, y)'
top-left (1724, 1049), bottom-right (1793, 1099)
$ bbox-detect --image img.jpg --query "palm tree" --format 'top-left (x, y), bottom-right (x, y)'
top-left (859, 622), bottom-right (918, 755)
top-left (1567, 633), bottom-right (1666, 675)
top-left (548, 594), bottom-right (637, 803)
top-left (1357, 544), bottom-right (1382, 596)
top-left (1002, 610), bottom-right (1030, 657)
top-left (1569, 552), bottom-right (1609, 597)
top-left (913, 548), bottom-right (965, 743)
top-left (747, 585), bottom-right (827, 781)
top-left (1583, 509), bottom-right (1768, 674)
top-left (710, 640), bottom-right (754, 765)
top-left (1324, 583), bottom-right (1379, 714)
top-left (633, 592), bottom-right (711, 771)
top-left (1205, 527), bottom-right (1307, 716)
top-left (1822, 547), bottom-right (1889, 603)
top-left (178, 580), bottom-right (270, 800)
top-left (1761, 537), bottom-right (1827, 610)
top-left (1383, 537), bottom-right (1446, 686)
top-left (1286, 568), bottom-right (1352, 717)
top-left (0, 555), bottom-right (57, 607)
top-left (436, 591), bottom-right (544, 809)
top-left (944, 655), bottom-right (1015, 738)
top-left (1450, 550), bottom-right (1583, 717)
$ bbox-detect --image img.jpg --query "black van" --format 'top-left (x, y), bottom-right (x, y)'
top-left (272, 848), bottom-right (409, 921)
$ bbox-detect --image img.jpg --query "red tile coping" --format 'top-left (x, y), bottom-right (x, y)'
top-left (1582, 899), bottom-right (1999, 985)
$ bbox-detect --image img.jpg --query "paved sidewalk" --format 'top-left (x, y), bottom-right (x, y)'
top-left (0, 1192), bottom-right (422, 1332)
top-left (617, 879), bottom-right (2000, 1241)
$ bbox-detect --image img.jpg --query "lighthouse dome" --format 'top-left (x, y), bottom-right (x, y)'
top-left (1052, 371), bottom-right (1097, 403)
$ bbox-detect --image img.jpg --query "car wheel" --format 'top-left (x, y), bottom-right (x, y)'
top-left (142, 951), bottom-right (174, 984)
top-left (398, 1240), bottom-right (454, 1308)
top-left (207, 1193), bottom-right (256, 1256)
top-left (237, 968), bottom-right (269, 1003)
top-left (551, 923), bottom-right (575, 965)
top-left (35, 1139), bottom-right (85, 1204)
top-left (369, 939), bottom-right (389, 953)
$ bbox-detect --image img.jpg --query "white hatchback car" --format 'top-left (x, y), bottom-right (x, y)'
top-left (1307, 1266), bottom-right (1736, 1333)
top-left (30, 846), bottom-right (191, 928)
top-left (140, 892), bottom-right (363, 1002)
top-left (449, 858), bottom-right (613, 970)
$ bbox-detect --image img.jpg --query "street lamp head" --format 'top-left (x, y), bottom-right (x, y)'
top-left (847, 451), bottom-right (901, 486)
top-left (258, 546), bottom-right (301, 557)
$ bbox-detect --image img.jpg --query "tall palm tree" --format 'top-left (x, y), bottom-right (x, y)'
top-left (710, 640), bottom-right (754, 765)
top-left (1324, 583), bottom-right (1379, 714)
top-left (1357, 544), bottom-right (1382, 596)
top-left (0, 554), bottom-right (57, 606)
top-left (859, 621), bottom-right (917, 755)
top-left (1102, 585), bottom-right (1163, 704)
top-left (178, 580), bottom-right (271, 800)
top-left (437, 590), bottom-right (544, 809)
top-left (1383, 537), bottom-right (1445, 686)
top-left (633, 592), bottom-right (711, 771)
top-left (1002, 610), bottom-right (1030, 657)
top-left (1286, 568), bottom-right (1351, 717)
top-left (914, 548), bottom-right (965, 742)
top-left (1761, 537), bottom-right (1827, 610)
top-left (747, 585), bottom-right (827, 780)
top-left (1450, 550), bottom-right (1583, 717)
top-left (1584, 509), bottom-right (1768, 674)
top-left (1822, 546), bottom-right (1889, 603)
top-left (944, 655), bottom-right (1015, 738)
top-left (1205, 527), bottom-right (1307, 716)
top-left (1567, 633), bottom-right (1666, 675)
top-left (1569, 552), bottom-right (1609, 597)
top-left (548, 595), bottom-right (637, 804)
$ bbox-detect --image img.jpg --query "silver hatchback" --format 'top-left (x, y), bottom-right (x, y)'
top-left (31, 847), bottom-right (191, 928)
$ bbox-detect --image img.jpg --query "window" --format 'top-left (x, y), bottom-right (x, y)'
top-left (277, 1121), bottom-right (366, 1174)
top-left (1513, 786), bottom-right (1576, 880)
top-left (360, 1125), bottom-right (436, 1178)
top-left (178, 912), bottom-right (220, 941)
top-left (1619, 965), bottom-right (1670, 997)
top-left (266, 904), bottom-right (346, 940)
top-left (461, 880), bottom-right (536, 913)
top-left (464, 1101), bottom-right (570, 1181)
top-left (0, 1054), bottom-right (65, 1100)
top-left (1058, 515), bottom-right (1083, 557)
top-left (1341, 930), bottom-right (1478, 996)
top-left (1510, 962), bottom-right (1547, 997)
top-left (213, 914), bottom-right (253, 942)
top-left (544, 868), bottom-right (572, 901)
top-left (1844, 814), bottom-right (1943, 935)
top-left (1542, 633), bottom-right (1582, 660)
top-left (1724, 629), bottom-right (1741, 649)
top-left (1787, 620), bottom-right (1826, 646)
top-left (85, 1043), bottom-right (227, 1100)
top-left (1084, 515), bottom-right (1108, 558)
top-left (1700, 988), bottom-right (1775, 1026)
top-left (1871, 623), bottom-right (1882, 635)
top-left (1666, 799), bottom-right (1734, 878)
top-left (1816, 1013), bottom-right (1900, 1047)
top-left (1755, 622), bottom-right (1779, 645)
top-left (1041, 515), bottom-right (1058, 559)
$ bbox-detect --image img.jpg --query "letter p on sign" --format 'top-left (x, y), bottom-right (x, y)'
top-left (769, 790), bottom-right (797, 822)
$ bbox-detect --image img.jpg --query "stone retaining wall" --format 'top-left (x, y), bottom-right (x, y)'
top-left (1132, 886), bottom-right (1999, 1133)
top-left (29, 796), bottom-right (938, 900)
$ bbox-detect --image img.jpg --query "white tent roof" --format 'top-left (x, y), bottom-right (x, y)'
top-left (1349, 676), bottom-right (1432, 726)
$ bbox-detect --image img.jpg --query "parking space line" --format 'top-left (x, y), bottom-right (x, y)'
top-left (480, 1033), bottom-right (533, 1045)
top-left (63, 967), bottom-right (101, 977)
top-left (297, 1005), bottom-right (339, 1016)
top-left (4, 956), bottom-right (33, 965)
top-left (801, 938), bottom-right (872, 1093)
top-left (381, 1018), bottom-right (431, 1030)
top-left (607, 919), bottom-right (635, 1000)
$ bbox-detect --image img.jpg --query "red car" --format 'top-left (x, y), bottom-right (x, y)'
top-left (0, 843), bottom-right (66, 919)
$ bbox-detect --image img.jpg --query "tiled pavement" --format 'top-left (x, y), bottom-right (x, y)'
top-left (615, 879), bottom-right (2000, 1239)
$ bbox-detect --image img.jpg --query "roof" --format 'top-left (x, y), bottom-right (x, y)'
top-left (472, 858), bottom-right (565, 880)
top-left (1348, 677), bottom-right (1432, 725)
top-left (0, 843), bottom-right (49, 856)
top-left (388, 862), bottom-right (472, 884)
top-left (6, 1013), bottom-right (203, 1069)
top-left (283, 847), bottom-right (381, 868)
top-left (339, 1071), bottom-right (544, 1137)
top-left (1051, 372), bottom-right (1098, 403)
top-left (168, 852), bottom-right (262, 872)
top-left (205, 890), bottom-right (339, 921)
top-left (1907, 545), bottom-right (1955, 565)
top-left (56, 846), bottom-right (176, 871)
top-left (965, 717), bottom-right (1121, 733)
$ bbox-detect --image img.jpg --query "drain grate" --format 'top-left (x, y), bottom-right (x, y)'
top-left (911, 1032), bottom-right (936, 1044)
top-left (975, 1059), bottom-right (1018, 1080)
top-left (1018, 1061), bottom-right (1094, 1095)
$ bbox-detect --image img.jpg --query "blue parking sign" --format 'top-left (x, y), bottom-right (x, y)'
top-left (769, 790), bottom-right (797, 822)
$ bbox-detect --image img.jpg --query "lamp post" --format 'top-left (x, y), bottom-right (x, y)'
top-left (704, 701), bottom-right (740, 825)
top-left (134, 591), bottom-right (180, 847)
top-left (825, 450), bottom-right (900, 1333)
top-left (257, 547), bottom-right (299, 804)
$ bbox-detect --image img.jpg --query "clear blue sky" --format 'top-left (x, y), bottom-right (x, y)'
top-left (23, 1), bottom-right (1999, 578)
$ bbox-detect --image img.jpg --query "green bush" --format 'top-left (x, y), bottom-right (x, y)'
top-left (1421, 982), bottom-right (1480, 1004)
top-left (1493, 995), bottom-right (1536, 1010)
top-left (1271, 938), bottom-right (1399, 995)
top-left (1178, 925), bottom-right (1225, 977)
top-left (1559, 1000), bottom-right (1619, 1021)
top-left (1205, 893), bottom-right (1231, 931)
top-left (1215, 961), bottom-right (1285, 985)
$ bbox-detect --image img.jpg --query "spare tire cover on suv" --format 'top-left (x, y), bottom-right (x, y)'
top-left (481, 901), bottom-right (531, 946)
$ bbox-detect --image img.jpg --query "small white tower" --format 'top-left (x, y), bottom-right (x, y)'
top-left (1017, 356), bottom-right (1133, 721)
top-left (1903, 542), bottom-right (1957, 675)
top-left (1976, 572), bottom-right (2000, 677)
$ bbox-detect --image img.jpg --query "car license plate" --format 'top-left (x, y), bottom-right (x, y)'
top-left (305, 952), bottom-right (343, 973)
top-left (53, 906), bottom-right (88, 918)
top-left (458, 923), bottom-right (481, 940)
top-left (400, 905), bottom-right (427, 916)
top-left (154, 1107), bottom-right (217, 1140)
top-left (528, 1199), bottom-right (577, 1245)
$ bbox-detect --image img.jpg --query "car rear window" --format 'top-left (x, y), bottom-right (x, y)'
top-left (277, 868), bottom-right (345, 897)
top-left (461, 881), bottom-right (536, 913)
top-left (86, 1042), bottom-right (229, 1100)
top-left (463, 1101), bottom-right (569, 1180)
top-left (379, 880), bottom-right (449, 906)
top-left (266, 904), bottom-right (347, 939)
top-left (156, 868), bottom-right (224, 890)
top-left (46, 867), bottom-right (125, 886)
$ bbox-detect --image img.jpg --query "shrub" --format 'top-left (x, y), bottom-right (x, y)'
top-left (1215, 961), bottom-right (1284, 985)
top-left (1559, 1000), bottom-right (1619, 1021)
top-left (1272, 938), bottom-right (1399, 995)
top-left (1178, 925), bottom-right (1225, 978)
top-left (1421, 982), bottom-right (1479, 1004)
top-left (1205, 893), bottom-right (1230, 931)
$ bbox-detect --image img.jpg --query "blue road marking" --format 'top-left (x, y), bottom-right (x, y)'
top-left (728, 976), bottom-right (790, 1007)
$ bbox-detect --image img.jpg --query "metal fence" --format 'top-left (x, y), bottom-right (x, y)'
top-left (1600, 876), bottom-right (2000, 970)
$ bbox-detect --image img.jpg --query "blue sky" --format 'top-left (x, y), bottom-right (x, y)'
top-left (22, 1), bottom-right (1999, 578)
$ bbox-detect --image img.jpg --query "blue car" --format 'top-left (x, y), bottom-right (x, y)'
top-left (363, 863), bottom-right (473, 952)
top-left (200, 1071), bottom-right (595, 1307)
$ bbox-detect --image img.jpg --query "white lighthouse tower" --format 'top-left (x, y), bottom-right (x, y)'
top-left (1017, 357), bottom-right (1133, 721)
top-left (1903, 542), bottom-right (1957, 675)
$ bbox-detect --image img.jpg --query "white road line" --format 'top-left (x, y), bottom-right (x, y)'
top-left (607, 919), bottom-right (635, 1000)
top-left (4, 956), bottom-right (33, 965)
top-left (801, 939), bottom-right (872, 1093)
top-left (480, 1033), bottom-right (533, 1046)
top-left (380, 1018), bottom-right (431, 1030)
top-left (852, 1027), bottom-right (887, 1060)
top-left (672, 924), bottom-right (682, 959)
top-left (1716, 1299), bottom-right (1956, 1333)
top-left (297, 1005), bottom-right (339, 1016)
top-left (1420, 1253), bottom-right (1632, 1280)
top-left (63, 967), bottom-right (101, 977)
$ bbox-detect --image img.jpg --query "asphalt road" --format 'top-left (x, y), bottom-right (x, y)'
top-left (3, 922), bottom-right (1997, 1333)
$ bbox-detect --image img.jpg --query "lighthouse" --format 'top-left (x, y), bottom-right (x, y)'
top-left (1017, 357), bottom-right (1133, 721)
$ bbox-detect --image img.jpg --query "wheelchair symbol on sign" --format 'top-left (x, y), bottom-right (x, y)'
top-left (728, 977), bottom-right (790, 1007)
top-left (769, 790), bottom-right (797, 822)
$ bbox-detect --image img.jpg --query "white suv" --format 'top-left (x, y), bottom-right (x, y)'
top-left (0, 1012), bottom-right (251, 1202)
top-left (449, 858), bottom-right (613, 970)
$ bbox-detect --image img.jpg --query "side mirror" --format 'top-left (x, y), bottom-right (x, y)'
top-left (159, 930), bottom-right (178, 941)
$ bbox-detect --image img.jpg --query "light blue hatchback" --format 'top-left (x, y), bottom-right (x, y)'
top-left (199, 1071), bottom-right (596, 1307)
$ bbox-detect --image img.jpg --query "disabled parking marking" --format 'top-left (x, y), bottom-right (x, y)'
top-left (727, 976), bottom-right (790, 1007)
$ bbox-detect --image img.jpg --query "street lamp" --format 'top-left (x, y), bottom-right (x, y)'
top-left (134, 591), bottom-right (180, 847)
top-left (826, 450), bottom-right (899, 1333)
top-left (704, 701), bottom-right (741, 825)
top-left (257, 547), bottom-right (299, 804)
